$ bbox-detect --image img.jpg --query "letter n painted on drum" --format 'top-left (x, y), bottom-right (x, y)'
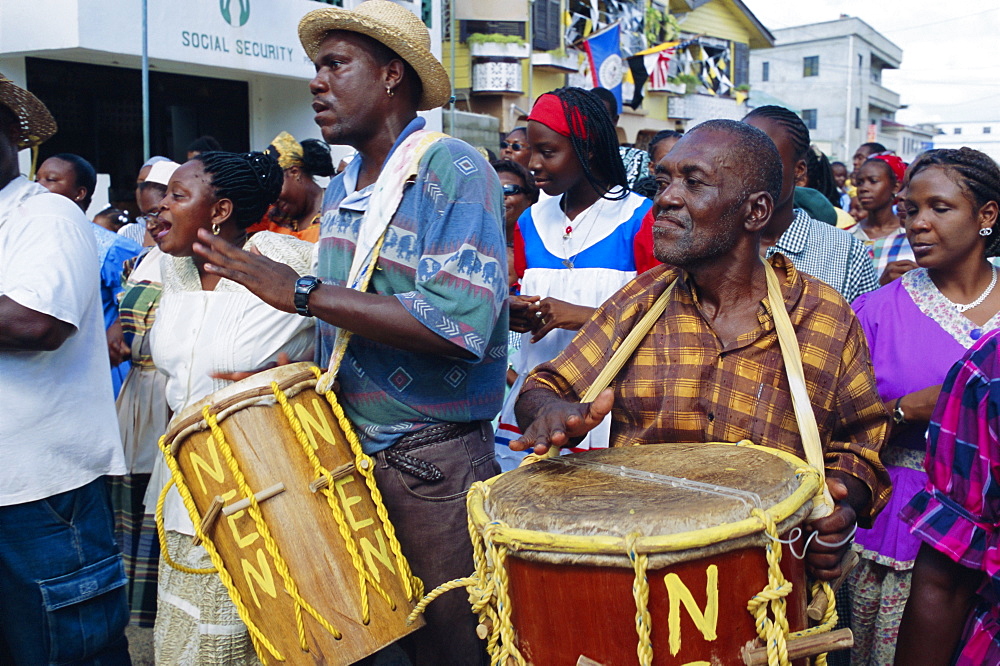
top-left (189, 434), bottom-right (226, 495)
top-left (664, 564), bottom-right (719, 656)
top-left (294, 399), bottom-right (338, 449)
top-left (242, 548), bottom-right (279, 608)
top-left (360, 529), bottom-right (396, 583)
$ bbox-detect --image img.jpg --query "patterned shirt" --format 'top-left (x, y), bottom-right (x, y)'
top-left (620, 146), bottom-right (651, 188)
top-left (901, 329), bottom-right (1000, 666)
top-left (845, 223), bottom-right (915, 280)
top-left (522, 254), bottom-right (891, 523)
top-left (316, 117), bottom-right (509, 453)
top-left (767, 209), bottom-right (879, 305)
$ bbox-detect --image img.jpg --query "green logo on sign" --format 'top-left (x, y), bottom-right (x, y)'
top-left (220, 0), bottom-right (250, 27)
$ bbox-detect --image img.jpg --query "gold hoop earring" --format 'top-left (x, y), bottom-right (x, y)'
top-left (211, 223), bottom-right (221, 236)
top-left (386, 86), bottom-right (394, 98)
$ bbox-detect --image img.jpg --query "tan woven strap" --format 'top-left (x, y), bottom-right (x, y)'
top-left (539, 262), bottom-right (837, 518)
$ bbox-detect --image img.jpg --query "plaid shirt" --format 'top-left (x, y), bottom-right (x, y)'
top-left (767, 209), bottom-right (879, 305)
top-left (901, 330), bottom-right (1000, 665)
top-left (522, 254), bottom-right (891, 523)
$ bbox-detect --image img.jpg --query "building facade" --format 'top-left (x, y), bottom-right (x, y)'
top-left (0, 0), bottom-right (439, 211)
top-left (932, 121), bottom-right (1000, 164)
top-left (442, 0), bottom-right (772, 148)
top-left (749, 16), bottom-right (902, 162)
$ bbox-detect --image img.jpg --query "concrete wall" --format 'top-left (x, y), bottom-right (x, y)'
top-left (750, 30), bottom-right (902, 162)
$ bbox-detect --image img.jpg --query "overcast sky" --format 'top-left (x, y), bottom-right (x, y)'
top-left (742, 0), bottom-right (1000, 126)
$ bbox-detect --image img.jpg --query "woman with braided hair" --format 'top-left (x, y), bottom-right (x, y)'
top-left (147, 151), bottom-right (316, 664)
top-left (255, 132), bottom-right (335, 242)
top-left (847, 147), bottom-right (1000, 665)
top-left (495, 87), bottom-right (652, 468)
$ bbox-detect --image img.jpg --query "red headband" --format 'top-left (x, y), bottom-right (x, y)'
top-left (527, 93), bottom-right (589, 139)
top-left (871, 154), bottom-right (907, 184)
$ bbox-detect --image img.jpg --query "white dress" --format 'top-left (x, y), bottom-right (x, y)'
top-left (495, 189), bottom-right (652, 469)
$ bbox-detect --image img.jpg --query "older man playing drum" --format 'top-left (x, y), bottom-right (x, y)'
top-left (512, 119), bottom-right (891, 582)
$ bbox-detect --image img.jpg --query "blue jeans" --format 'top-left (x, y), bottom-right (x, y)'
top-left (0, 477), bottom-right (130, 665)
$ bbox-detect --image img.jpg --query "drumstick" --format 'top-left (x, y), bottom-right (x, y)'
top-left (806, 550), bottom-right (860, 621)
top-left (741, 628), bottom-right (853, 666)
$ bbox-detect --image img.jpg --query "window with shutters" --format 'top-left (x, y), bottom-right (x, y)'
top-left (762, 61), bottom-right (769, 82)
top-left (733, 42), bottom-right (749, 87)
top-left (803, 55), bottom-right (819, 77)
top-left (802, 109), bottom-right (817, 130)
top-left (533, 0), bottom-right (561, 52)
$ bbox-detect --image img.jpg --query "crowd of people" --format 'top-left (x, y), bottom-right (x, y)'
top-left (2, 1), bottom-right (1000, 665)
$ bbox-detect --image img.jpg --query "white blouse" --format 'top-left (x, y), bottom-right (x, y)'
top-left (148, 232), bottom-right (316, 534)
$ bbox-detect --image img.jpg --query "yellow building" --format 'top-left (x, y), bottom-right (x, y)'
top-left (442, 0), bottom-right (773, 148)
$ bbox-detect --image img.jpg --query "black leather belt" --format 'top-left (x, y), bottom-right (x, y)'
top-left (384, 421), bottom-right (481, 482)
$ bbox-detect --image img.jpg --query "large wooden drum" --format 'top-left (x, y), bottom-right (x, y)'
top-left (160, 362), bottom-right (423, 665)
top-left (466, 442), bottom-right (831, 666)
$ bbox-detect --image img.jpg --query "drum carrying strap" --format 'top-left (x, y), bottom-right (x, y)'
top-left (541, 260), bottom-right (834, 518)
top-left (316, 129), bottom-right (448, 393)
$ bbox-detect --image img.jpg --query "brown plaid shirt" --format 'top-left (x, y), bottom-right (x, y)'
top-left (522, 254), bottom-right (891, 523)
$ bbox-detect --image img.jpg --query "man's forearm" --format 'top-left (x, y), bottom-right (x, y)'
top-left (307, 283), bottom-right (476, 359)
top-left (0, 296), bottom-right (74, 351)
top-left (827, 470), bottom-right (871, 520)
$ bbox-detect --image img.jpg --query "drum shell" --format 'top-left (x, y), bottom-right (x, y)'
top-left (162, 362), bottom-right (422, 665)
top-left (505, 539), bottom-right (808, 665)
top-left (470, 443), bottom-right (820, 666)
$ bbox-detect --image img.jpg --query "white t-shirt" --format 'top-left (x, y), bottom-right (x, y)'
top-left (0, 177), bottom-right (126, 505)
top-left (148, 232), bottom-right (315, 534)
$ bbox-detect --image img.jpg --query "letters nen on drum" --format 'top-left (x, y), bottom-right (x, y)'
top-left (186, 399), bottom-right (397, 609)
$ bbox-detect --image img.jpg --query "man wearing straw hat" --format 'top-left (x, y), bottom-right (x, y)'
top-left (196, 1), bottom-right (507, 662)
top-left (0, 74), bottom-right (130, 663)
top-left (512, 120), bottom-right (891, 582)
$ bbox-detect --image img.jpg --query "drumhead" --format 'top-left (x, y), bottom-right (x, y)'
top-left (478, 443), bottom-right (815, 567)
top-left (162, 361), bottom-right (321, 450)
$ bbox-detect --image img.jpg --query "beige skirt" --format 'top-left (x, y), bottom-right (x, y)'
top-left (154, 530), bottom-right (261, 666)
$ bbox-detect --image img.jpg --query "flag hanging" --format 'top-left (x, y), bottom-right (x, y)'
top-left (626, 41), bottom-right (677, 109)
top-left (583, 22), bottom-right (623, 113)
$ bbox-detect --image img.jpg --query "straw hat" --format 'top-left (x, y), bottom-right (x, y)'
top-left (298, 0), bottom-right (450, 111)
top-left (0, 73), bottom-right (56, 150)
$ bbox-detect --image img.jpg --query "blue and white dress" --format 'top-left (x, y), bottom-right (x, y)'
top-left (495, 187), bottom-right (652, 469)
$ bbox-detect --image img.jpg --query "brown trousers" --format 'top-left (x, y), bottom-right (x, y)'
top-left (368, 421), bottom-right (499, 666)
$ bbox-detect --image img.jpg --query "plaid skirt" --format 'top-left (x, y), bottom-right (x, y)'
top-left (108, 474), bottom-right (159, 627)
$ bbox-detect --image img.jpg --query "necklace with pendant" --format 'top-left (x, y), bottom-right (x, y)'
top-left (560, 197), bottom-right (604, 269)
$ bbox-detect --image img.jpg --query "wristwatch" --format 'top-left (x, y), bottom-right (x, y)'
top-left (294, 276), bottom-right (322, 317)
top-left (892, 398), bottom-right (906, 425)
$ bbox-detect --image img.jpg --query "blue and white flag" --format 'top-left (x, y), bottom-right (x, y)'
top-left (583, 22), bottom-right (623, 113)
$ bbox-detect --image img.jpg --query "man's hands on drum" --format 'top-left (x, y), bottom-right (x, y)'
top-left (805, 477), bottom-right (857, 581)
top-left (509, 388), bottom-right (614, 455)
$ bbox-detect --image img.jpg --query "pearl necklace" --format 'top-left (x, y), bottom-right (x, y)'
top-left (945, 268), bottom-right (997, 313)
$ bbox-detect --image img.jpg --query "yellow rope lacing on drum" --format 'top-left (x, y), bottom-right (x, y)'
top-left (626, 533), bottom-right (655, 666)
top-left (156, 432), bottom-right (286, 663)
top-left (742, 466), bottom-right (841, 666)
top-left (404, 482), bottom-right (527, 666)
top-left (449, 459), bottom-right (841, 666)
top-left (270, 380), bottom-right (395, 623)
top-left (310, 366), bottom-right (424, 602)
top-left (203, 406), bottom-right (345, 656)
top-left (154, 478), bottom-right (216, 575)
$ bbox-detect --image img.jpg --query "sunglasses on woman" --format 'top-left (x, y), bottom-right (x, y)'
top-left (502, 184), bottom-right (525, 197)
top-left (500, 141), bottom-right (525, 151)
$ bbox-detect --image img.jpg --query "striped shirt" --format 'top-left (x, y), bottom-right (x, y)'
top-left (767, 209), bottom-right (879, 305)
top-left (901, 329), bottom-right (1000, 665)
top-left (522, 253), bottom-right (891, 524)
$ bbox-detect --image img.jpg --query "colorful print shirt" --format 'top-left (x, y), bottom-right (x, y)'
top-left (522, 254), bottom-right (891, 524)
top-left (901, 329), bottom-right (1000, 665)
top-left (316, 118), bottom-right (509, 453)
